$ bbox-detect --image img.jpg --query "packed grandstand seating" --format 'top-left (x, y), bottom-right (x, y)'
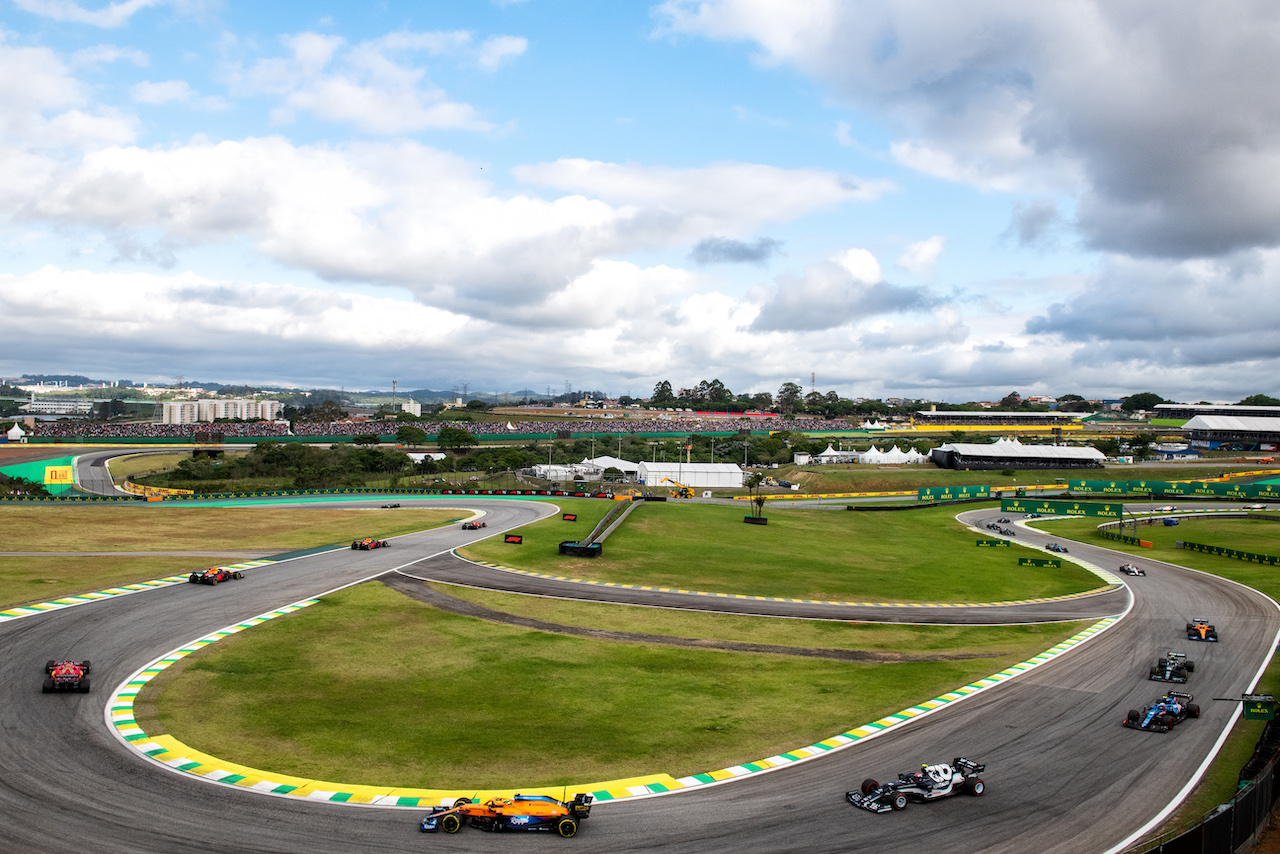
top-left (28, 416), bottom-right (860, 439)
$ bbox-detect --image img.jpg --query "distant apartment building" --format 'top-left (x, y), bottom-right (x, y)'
top-left (400, 401), bottom-right (422, 417)
top-left (161, 399), bottom-right (282, 424)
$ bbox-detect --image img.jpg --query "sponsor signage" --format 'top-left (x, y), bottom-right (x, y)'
top-left (918, 484), bottom-right (992, 502)
top-left (44, 466), bottom-right (73, 485)
top-left (1245, 700), bottom-right (1277, 721)
top-left (562, 514), bottom-right (578, 521)
top-left (1000, 499), bottom-right (1123, 518)
top-left (1019, 558), bottom-right (1061, 568)
top-left (1179, 541), bottom-right (1280, 566)
top-left (1069, 479), bottom-right (1129, 494)
top-left (975, 539), bottom-right (1011, 547)
top-left (504, 535), bottom-right (523, 544)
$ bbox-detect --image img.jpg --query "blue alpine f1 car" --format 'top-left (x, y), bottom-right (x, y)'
top-left (1123, 691), bottom-right (1199, 732)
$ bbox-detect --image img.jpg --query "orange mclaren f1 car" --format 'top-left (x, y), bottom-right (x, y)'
top-left (420, 793), bottom-right (593, 837)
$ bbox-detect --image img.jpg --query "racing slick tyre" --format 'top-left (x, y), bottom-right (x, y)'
top-left (77, 677), bottom-right (90, 693)
top-left (453, 797), bottom-right (472, 808)
top-left (967, 778), bottom-right (985, 796)
top-left (189, 574), bottom-right (199, 583)
top-left (1159, 714), bottom-right (1175, 728)
top-left (1187, 661), bottom-right (1195, 672)
top-left (1126, 710), bottom-right (1140, 724)
top-left (1149, 666), bottom-right (1159, 678)
top-left (45, 660), bottom-right (56, 673)
top-left (557, 818), bottom-right (579, 838)
top-left (1157, 658), bottom-right (1167, 669)
top-left (891, 793), bottom-right (908, 811)
top-left (861, 779), bottom-right (879, 795)
top-left (42, 676), bottom-right (53, 693)
top-left (234, 572), bottom-right (244, 579)
top-left (440, 814), bottom-right (462, 834)
top-left (81, 661), bottom-right (91, 672)
top-left (1188, 703), bottom-right (1200, 718)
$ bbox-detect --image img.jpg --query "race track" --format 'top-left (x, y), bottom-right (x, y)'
top-left (2, 495), bottom-right (1276, 853)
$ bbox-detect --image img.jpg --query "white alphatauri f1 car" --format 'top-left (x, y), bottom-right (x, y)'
top-left (846, 758), bottom-right (985, 813)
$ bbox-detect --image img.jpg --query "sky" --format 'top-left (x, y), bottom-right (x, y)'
top-left (1, 0), bottom-right (1278, 403)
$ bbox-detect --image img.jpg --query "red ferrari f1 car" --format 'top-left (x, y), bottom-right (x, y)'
top-left (43, 660), bottom-right (91, 693)
top-left (461, 520), bottom-right (487, 530)
top-left (188, 567), bottom-right (244, 585)
top-left (351, 538), bottom-right (390, 550)
top-left (420, 793), bottom-right (593, 837)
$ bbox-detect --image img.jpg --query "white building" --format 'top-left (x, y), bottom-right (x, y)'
top-left (637, 462), bottom-right (744, 489)
top-left (163, 399), bottom-right (281, 424)
top-left (400, 401), bottom-right (422, 417)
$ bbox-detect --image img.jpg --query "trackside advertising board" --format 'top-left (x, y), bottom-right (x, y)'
top-left (975, 539), bottom-right (1011, 547)
top-left (1019, 558), bottom-right (1062, 568)
top-left (917, 484), bottom-right (992, 501)
top-left (1000, 498), bottom-right (1124, 518)
top-left (1069, 479), bottom-right (1130, 494)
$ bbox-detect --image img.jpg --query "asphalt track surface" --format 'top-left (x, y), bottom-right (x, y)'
top-left (4, 489), bottom-right (1279, 852)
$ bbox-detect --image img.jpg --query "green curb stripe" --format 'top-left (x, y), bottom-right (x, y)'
top-left (0, 560), bottom-right (278, 622)
top-left (460, 556), bottom-right (1120, 609)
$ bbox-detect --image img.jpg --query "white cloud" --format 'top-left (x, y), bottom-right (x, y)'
top-left (836, 247), bottom-right (881, 283)
top-left (227, 30), bottom-right (494, 134)
top-left (655, 0), bottom-right (1280, 259)
top-left (132, 79), bottom-right (190, 104)
top-left (14, 0), bottom-right (165, 29)
top-left (476, 34), bottom-right (527, 71)
top-left (896, 235), bottom-right (944, 277)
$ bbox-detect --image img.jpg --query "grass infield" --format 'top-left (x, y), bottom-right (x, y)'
top-left (462, 501), bottom-right (1103, 603)
top-left (0, 505), bottom-right (464, 608)
top-left (138, 581), bottom-right (1087, 789)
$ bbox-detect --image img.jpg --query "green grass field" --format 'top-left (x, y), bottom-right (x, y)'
top-left (462, 501), bottom-right (1103, 603)
top-left (0, 505), bottom-right (465, 608)
top-left (137, 581), bottom-right (1087, 789)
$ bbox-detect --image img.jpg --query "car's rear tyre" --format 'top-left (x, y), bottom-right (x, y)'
top-left (233, 572), bottom-right (244, 580)
top-left (1157, 658), bottom-right (1167, 669)
top-left (188, 574), bottom-right (198, 583)
top-left (1188, 703), bottom-right (1200, 718)
top-left (77, 677), bottom-right (90, 693)
top-left (45, 660), bottom-right (56, 674)
top-left (1187, 661), bottom-right (1195, 672)
top-left (968, 778), bottom-right (985, 796)
top-left (861, 778), bottom-right (879, 795)
top-left (42, 676), bottom-right (53, 693)
top-left (441, 814), bottom-right (462, 833)
top-left (557, 817), bottom-right (578, 838)
top-left (891, 793), bottom-right (908, 811)
top-left (453, 797), bottom-right (471, 808)
top-left (81, 660), bottom-right (91, 672)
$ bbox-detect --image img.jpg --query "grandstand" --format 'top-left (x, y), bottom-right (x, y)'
top-left (930, 437), bottom-right (1105, 470)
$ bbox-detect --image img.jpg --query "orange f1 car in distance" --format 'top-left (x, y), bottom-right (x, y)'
top-left (420, 793), bottom-right (593, 837)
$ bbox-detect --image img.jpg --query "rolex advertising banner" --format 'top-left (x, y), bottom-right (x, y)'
top-left (1019, 558), bottom-right (1062, 568)
top-left (1069, 479), bottom-right (1130, 494)
top-left (1129, 480), bottom-right (1182, 495)
top-left (975, 539), bottom-right (1011, 547)
top-left (1001, 498), bottom-right (1124, 518)
top-left (918, 484), bottom-right (992, 502)
top-left (1244, 700), bottom-right (1277, 721)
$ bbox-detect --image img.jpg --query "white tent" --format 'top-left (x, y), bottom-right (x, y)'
top-left (584, 455), bottom-right (640, 477)
top-left (860, 419), bottom-right (888, 430)
top-left (637, 462), bottom-right (744, 488)
top-left (6, 423), bottom-right (26, 442)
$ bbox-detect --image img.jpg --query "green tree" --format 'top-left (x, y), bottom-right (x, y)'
top-left (744, 472), bottom-right (767, 518)
top-left (1238, 394), bottom-right (1280, 406)
top-left (777, 382), bottom-right (803, 414)
top-left (652, 380), bottom-right (675, 404)
top-left (999, 391), bottom-right (1022, 409)
top-left (352, 434), bottom-right (381, 446)
top-left (396, 425), bottom-right (428, 447)
top-left (437, 425), bottom-right (478, 454)
top-left (1121, 392), bottom-right (1166, 412)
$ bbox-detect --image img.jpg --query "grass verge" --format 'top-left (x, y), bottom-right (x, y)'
top-left (137, 581), bottom-right (1087, 789)
top-left (0, 556), bottom-right (223, 609)
top-left (461, 501), bottom-right (1104, 603)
